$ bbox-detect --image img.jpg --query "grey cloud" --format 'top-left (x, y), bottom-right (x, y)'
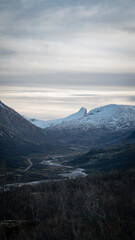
top-left (1, 91), bottom-right (135, 120)
top-left (0, 0), bottom-right (135, 39)
top-left (0, 0), bottom-right (135, 118)
top-left (0, 0), bottom-right (135, 75)
top-left (71, 94), bottom-right (99, 97)
top-left (1, 73), bottom-right (135, 88)
top-left (121, 26), bottom-right (135, 34)
top-left (127, 96), bottom-right (135, 102)
top-left (0, 48), bottom-right (16, 56)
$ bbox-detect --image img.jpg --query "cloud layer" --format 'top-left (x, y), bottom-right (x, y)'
top-left (0, 0), bottom-right (135, 118)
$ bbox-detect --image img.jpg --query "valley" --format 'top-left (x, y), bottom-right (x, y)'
top-left (0, 149), bottom-right (88, 186)
top-left (0, 0), bottom-right (135, 238)
top-left (0, 101), bottom-right (135, 240)
top-left (0, 101), bottom-right (135, 186)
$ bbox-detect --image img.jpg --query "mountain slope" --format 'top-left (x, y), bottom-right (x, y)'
top-left (69, 130), bottom-right (135, 172)
top-left (45, 104), bottom-right (135, 148)
top-left (0, 101), bottom-right (59, 165)
top-left (0, 101), bottom-right (47, 142)
top-left (26, 104), bottom-right (135, 131)
top-left (25, 107), bottom-right (87, 128)
top-left (25, 104), bottom-right (135, 148)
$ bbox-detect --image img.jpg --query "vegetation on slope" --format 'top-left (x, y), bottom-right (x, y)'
top-left (0, 169), bottom-right (135, 240)
top-left (70, 142), bottom-right (135, 172)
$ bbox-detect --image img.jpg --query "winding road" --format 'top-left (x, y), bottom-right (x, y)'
top-left (23, 158), bottom-right (33, 172)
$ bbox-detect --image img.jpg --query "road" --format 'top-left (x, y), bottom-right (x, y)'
top-left (23, 158), bottom-right (33, 172)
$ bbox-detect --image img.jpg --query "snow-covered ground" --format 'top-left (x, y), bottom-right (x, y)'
top-left (25, 104), bottom-right (135, 132)
top-left (24, 107), bottom-right (87, 128)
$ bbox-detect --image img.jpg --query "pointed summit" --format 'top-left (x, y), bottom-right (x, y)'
top-left (65, 107), bottom-right (87, 121)
top-left (78, 107), bottom-right (87, 115)
top-left (26, 104), bottom-right (135, 131)
top-left (25, 107), bottom-right (88, 128)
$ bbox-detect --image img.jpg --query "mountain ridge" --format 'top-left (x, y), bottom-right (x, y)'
top-left (25, 104), bottom-right (135, 132)
top-left (0, 101), bottom-right (63, 164)
top-left (1, 101), bottom-right (135, 152)
top-left (44, 104), bottom-right (135, 148)
top-left (25, 106), bottom-right (87, 129)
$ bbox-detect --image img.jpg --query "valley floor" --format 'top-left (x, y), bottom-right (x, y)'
top-left (0, 149), bottom-right (88, 186)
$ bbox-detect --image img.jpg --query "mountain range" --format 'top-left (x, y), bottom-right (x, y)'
top-left (0, 101), bottom-right (135, 174)
top-left (26, 104), bottom-right (135, 148)
top-left (26, 104), bottom-right (135, 131)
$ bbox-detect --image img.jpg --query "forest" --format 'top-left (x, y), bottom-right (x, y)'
top-left (0, 168), bottom-right (134, 240)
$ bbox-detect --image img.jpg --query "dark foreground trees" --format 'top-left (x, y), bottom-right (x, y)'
top-left (0, 169), bottom-right (135, 240)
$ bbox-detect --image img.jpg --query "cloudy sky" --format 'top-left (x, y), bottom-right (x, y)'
top-left (0, 0), bottom-right (135, 120)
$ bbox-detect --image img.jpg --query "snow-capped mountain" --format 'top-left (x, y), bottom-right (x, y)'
top-left (25, 107), bottom-right (87, 129)
top-left (25, 104), bottom-right (135, 148)
top-left (26, 104), bottom-right (135, 132)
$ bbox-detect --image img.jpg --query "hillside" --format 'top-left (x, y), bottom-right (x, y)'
top-left (26, 104), bottom-right (135, 131)
top-left (69, 131), bottom-right (135, 172)
top-left (26, 104), bottom-right (135, 148)
top-left (0, 101), bottom-right (63, 170)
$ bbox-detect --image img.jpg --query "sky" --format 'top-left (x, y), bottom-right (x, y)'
top-left (0, 0), bottom-right (135, 120)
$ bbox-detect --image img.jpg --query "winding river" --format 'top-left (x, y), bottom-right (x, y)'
top-left (1, 156), bottom-right (87, 191)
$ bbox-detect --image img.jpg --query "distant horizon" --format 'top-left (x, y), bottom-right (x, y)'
top-left (0, 0), bottom-right (135, 119)
top-left (1, 99), bottom-right (135, 121)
